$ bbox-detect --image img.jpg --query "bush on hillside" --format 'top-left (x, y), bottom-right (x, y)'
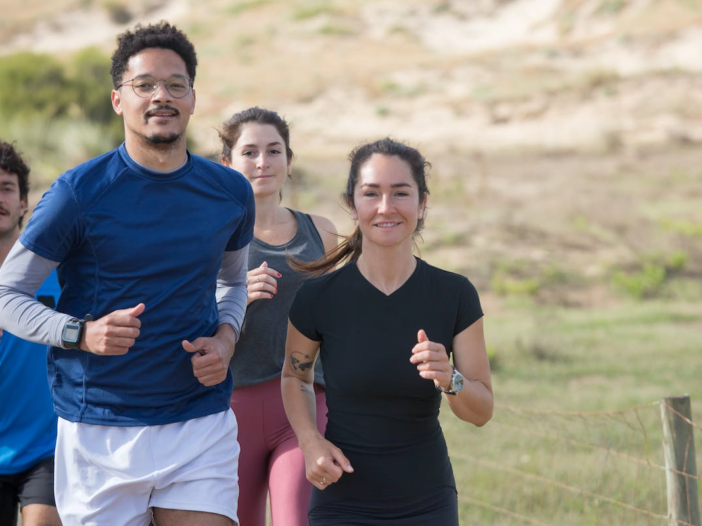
top-left (0, 49), bottom-right (123, 148)
top-left (0, 52), bottom-right (74, 119)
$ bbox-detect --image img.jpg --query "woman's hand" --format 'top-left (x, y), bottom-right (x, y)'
top-left (300, 435), bottom-right (354, 491)
top-left (410, 329), bottom-right (453, 390)
top-left (246, 261), bottom-right (281, 305)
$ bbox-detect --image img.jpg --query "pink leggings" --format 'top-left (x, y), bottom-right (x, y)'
top-left (230, 377), bottom-right (327, 526)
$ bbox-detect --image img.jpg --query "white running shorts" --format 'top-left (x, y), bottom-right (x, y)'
top-left (54, 410), bottom-right (239, 525)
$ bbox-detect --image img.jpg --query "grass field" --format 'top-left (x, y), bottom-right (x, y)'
top-left (4, 1), bottom-right (702, 523)
top-left (287, 145), bottom-right (702, 524)
top-left (442, 298), bottom-right (701, 524)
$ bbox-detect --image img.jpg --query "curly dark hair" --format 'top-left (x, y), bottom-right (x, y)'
top-left (110, 21), bottom-right (198, 88)
top-left (0, 140), bottom-right (30, 228)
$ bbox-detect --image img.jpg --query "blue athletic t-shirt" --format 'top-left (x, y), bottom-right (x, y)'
top-left (19, 144), bottom-right (255, 426)
top-left (0, 270), bottom-right (60, 474)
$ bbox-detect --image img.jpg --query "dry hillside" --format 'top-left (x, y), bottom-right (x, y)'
top-left (2, 0), bottom-right (701, 307)
top-left (3, 0), bottom-right (702, 154)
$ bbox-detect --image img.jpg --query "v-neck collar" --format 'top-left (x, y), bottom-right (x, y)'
top-left (352, 257), bottom-right (422, 298)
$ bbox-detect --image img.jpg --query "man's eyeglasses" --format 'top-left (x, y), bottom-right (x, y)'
top-left (116, 75), bottom-right (193, 99)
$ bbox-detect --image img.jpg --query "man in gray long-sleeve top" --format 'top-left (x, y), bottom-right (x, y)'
top-left (0, 21), bottom-right (253, 525)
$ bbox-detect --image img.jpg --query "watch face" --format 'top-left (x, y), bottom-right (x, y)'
top-left (453, 370), bottom-right (464, 391)
top-left (63, 325), bottom-right (80, 342)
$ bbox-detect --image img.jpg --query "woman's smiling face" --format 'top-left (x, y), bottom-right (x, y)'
top-left (351, 153), bottom-right (427, 249)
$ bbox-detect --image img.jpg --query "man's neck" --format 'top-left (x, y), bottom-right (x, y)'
top-left (124, 135), bottom-right (188, 172)
top-left (0, 229), bottom-right (20, 265)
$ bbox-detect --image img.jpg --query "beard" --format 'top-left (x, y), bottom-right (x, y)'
top-left (146, 132), bottom-right (180, 145)
top-left (133, 130), bottom-right (183, 153)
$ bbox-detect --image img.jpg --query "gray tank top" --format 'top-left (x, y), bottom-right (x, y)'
top-left (230, 209), bottom-right (326, 388)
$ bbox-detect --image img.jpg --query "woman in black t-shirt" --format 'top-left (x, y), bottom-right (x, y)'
top-left (282, 138), bottom-right (493, 525)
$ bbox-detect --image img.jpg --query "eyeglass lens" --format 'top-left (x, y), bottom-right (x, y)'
top-left (129, 75), bottom-right (191, 98)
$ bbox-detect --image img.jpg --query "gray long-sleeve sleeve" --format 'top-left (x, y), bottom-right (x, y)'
top-left (0, 241), bottom-right (71, 347)
top-left (0, 242), bottom-right (249, 347)
top-left (216, 246), bottom-right (249, 341)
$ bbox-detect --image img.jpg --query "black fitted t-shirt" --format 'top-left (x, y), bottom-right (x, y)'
top-left (289, 258), bottom-right (483, 506)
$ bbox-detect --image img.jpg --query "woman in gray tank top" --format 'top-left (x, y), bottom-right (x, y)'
top-left (219, 107), bottom-right (338, 526)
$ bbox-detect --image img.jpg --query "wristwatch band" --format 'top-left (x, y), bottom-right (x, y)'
top-left (61, 318), bottom-right (86, 349)
top-left (437, 366), bottom-right (464, 395)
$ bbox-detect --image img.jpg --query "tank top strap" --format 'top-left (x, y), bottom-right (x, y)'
top-left (289, 209), bottom-right (325, 254)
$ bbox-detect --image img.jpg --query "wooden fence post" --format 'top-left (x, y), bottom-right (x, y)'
top-left (661, 395), bottom-right (700, 526)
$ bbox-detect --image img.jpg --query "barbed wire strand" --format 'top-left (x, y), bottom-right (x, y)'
top-left (492, 401), bottom-right (702, 482)
top-left (661, 400), bottom-right (702, 433)
top-left (458, 495), bottom-right (553, 526)
top-left (489, 420), bottom-right (666, 473)
top-left (496, 401), bottom-right (660, 417)
top-left (487, 422), bottom-right (702, 483)
top-left (454, 453), bottom-right (697, 525)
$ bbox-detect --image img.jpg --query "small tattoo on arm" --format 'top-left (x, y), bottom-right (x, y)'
top-left (299, 382), bottom-right (315, 399)
top-left (290, 351), bottom-right (314, 373)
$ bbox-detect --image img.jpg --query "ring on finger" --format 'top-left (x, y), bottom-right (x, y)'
top-left (321, 477), bottom-right (326, 485)
top-left (256, 277), bottom-right (260, 283)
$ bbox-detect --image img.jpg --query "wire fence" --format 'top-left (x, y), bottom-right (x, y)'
top-left (446, 398), bottom-right (701, 525)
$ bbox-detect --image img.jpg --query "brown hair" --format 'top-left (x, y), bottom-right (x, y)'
top-left (219, 107), bottom-right (293, 202)
top-left (293, 138), bottom-right (430, 275)
top-left (219, 106), bottom-right (293, 163)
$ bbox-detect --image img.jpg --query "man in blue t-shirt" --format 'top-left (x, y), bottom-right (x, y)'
top-left (0, 141), bottom-right (61, 526)
top-left (0, 23), bottom-right (254, 526)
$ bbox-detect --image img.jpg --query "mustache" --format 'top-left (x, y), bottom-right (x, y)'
top-left (145, 105), bottom-right (180, 118)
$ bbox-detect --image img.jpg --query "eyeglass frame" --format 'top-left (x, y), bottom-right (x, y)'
top-left (116, 74), bottom-right (194, 99)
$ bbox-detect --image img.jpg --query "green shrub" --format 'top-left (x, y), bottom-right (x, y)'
top-left (667, 250), bottom-right (688, 272)
top-left (491, 271), bottom-right (540, 296)
top-left (0, 52), bottom-right (73, 119)
top-left (70, 48), bottom-right (121, 129)
top-left (0, 49), bottom-right (125, 176)
top-left (103, 0), bottom-right (132, 24)
top-left (612, 263), bottom-right (666, 299)
top-left (597, 0), bottom-right (625, 14)
top-left (660, 217), bottom-right (702, 237)
top-left (317, 23), bottom-right (355, 36)
top-left (611, 249), bottom-right (693, 300)
top-left (291, 4), bottom-right (338, 20)
top-left (227, 0), bottom-right (271, 15)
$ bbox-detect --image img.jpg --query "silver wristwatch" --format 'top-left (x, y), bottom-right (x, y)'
top-left (437, 366), bottom-right (464, 395)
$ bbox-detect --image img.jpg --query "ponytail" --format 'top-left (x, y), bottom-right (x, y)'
top-left (289, 226), bottom-right (362, 276)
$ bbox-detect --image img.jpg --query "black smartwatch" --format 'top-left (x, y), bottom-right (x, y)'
top-left (61, 318), bottom-right (86, 349)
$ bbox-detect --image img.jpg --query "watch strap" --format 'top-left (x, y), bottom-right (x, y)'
top-left (62, 317), bottom-right (86, 349)
top-left (437, 366), bottom-right (459, 395)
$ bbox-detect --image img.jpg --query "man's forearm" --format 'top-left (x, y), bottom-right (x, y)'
top-left (0, 242), bottom-right (69, 346)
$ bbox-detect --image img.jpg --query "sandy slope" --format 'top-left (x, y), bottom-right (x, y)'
top-left (3, 0), bottom-right (702, 157)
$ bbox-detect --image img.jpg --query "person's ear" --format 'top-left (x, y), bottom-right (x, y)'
top-left (111, 90), bottom-right (123, 116)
